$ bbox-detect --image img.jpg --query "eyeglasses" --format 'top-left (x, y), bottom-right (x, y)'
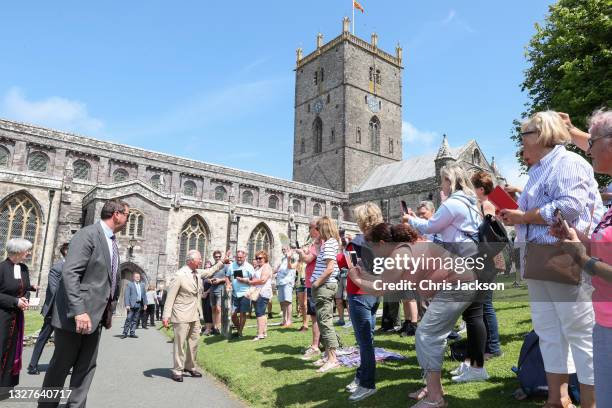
top-left (520, 130), bottom-right (537, 138)
top-left (588, 135), bottom-right (611, 149)
top-left (115, 210), bottom-right (128, 215)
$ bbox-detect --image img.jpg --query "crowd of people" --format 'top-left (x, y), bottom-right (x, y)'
top-left (0, 109), bottom-right (610, 407)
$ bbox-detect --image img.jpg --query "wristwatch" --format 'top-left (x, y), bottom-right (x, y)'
top-left (584, 257), bottom-right (601, 276)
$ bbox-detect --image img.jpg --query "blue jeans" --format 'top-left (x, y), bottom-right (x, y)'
top-left (483, 290), bottom-right (501, 354)
top-left (348, 294), bottom-right (379, 389)
top-left (122, 306), bottom-right (141, 336)
top-left (594, 323), bottom-right (612, 408)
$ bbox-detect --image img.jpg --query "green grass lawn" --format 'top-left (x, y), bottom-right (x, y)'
top-left (167, 276), bottom-right (545, 407)
top-left (25, 309), bottom-right (44, 336)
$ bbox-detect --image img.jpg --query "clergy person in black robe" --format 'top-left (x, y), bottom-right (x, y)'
top-left (0, 238), bottom-right (37, 397)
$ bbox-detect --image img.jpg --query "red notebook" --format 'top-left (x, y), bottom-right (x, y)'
top-left (489, 186), bottom-right (519, 210)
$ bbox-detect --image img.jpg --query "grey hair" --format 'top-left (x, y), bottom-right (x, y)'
top-left (6, 238), bottom-right (33, 256)
top-left (185, 250), bottom-right (201, 263)
top-left (588, 108), bottom-right (612, 140)
top-left (417, 201), bottom-right (435, 212)
top-left (236, 249), bottom-right (247, 256)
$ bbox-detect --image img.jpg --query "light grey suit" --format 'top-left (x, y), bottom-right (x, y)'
top-left (40, 221), bottom-right (120, 408)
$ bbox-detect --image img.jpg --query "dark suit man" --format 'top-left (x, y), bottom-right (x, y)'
top-left (121, 272), bottom-right (147, 338)
top-left (39, 199), bottom-right (129, 408)
top-left (27, 243), bottom-right (69, 375)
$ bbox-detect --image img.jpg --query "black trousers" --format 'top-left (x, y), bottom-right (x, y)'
top-left (156, 303), bottom-right (165, 320)
top-left (461, 301), bottom-right (486, 367)
top-left (141, 305), bottom-right (155, 327)
top-left (381, 301), bottom-right (401, 330)
top-left (38, 326), bottom-right (102, 408)
top-left (28, 316), bottom-right (54, 370)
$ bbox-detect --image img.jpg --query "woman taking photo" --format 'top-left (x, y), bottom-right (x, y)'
top-left (241, 250), bottom-right (273, 341)
top-left (0, 238), bottom-right (37, 398)
top-left (310, 216), bottom-right (341, 373)
top-left (500, 111), bottom-right (604, 408)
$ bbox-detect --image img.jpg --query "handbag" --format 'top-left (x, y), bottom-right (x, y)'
top-left (245, 285), bottom-right (261, 302)
top-left (523, 205), bottom-right (595, 285)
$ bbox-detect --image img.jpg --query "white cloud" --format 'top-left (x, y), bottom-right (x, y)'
top-left (495, 153), bottom-right (528, 188)
top-left (1, 87), bottom-right (104, 135)
top-left (402, 121), bottom-right (438, 145)
top-left (441, 10), bottom-right (456, 25)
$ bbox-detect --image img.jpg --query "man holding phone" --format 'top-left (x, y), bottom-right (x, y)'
top-left (225, 250), bottom-right (254, 337)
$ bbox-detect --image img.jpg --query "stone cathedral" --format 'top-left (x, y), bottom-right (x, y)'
top-left (0, 18), bottom-right (505, 309)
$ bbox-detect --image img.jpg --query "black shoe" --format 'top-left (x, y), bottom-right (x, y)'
top-left (120, 334), bottom-right (127, 339)
top-left (212, 329), bottom-right (221, 335)
top-left (172, 374), bottom-right (183, 382)
top-left (447, 331), bottom-right (461, 341)
top-left (27, 367), bottom-right (39, 375)
top-left (184, 369), bottom-right (202, 377)
top-left (401, 322), bottom-right (417, 337)
top-left (129, 334), bottom-right (138, 338)
top-left (267, 312), bottom-right (273, 318)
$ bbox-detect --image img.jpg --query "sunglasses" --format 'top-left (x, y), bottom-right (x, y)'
top-left (255, 257), bottom-right (264, 260)
top-left (588, 135), bottom-right (611, 149)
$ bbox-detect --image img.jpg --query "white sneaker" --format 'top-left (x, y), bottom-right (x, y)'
top-left (450, 361), bottom-right (469, 376)
top-left (301, 347), bottom-right (321, 360)
top-left (452, 366), bottom-right (489, 383)
top-left (345, 378), bottom-right (359, 393)
top-left (348, 386), bottom-right (377, 402)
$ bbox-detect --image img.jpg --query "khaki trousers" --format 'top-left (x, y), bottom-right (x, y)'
top-left (172, 320), bottom-right (201, 376)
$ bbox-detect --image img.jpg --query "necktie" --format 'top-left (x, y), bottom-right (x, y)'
top-left (110, 235), bottom-right (119, 298)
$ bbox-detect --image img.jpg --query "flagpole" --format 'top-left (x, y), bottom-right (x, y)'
top-left (352, 0), bottom-right (355, 34)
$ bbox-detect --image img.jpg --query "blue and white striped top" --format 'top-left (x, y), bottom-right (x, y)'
top-left (310, 238), bottom-right (339, 284)
top-left (516, 145), bottom-right (604, 244)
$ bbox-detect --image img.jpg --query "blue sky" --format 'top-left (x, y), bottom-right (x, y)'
top-left (0, 1), bottom-right (556, 186)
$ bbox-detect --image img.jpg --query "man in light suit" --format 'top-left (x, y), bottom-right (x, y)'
top-left (162, 250), bottom-right (225, 382)
top-left (120, 271), bottom-right (147, 339)
top-left (27, 242), bottom-right (69, 375)
top-left (39, 199), bottom-right (129, 408)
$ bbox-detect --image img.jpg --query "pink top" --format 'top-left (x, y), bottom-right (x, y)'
top-left (304, 243), bottom-right (318, 289)
top-left (591, 208), bottom-right (612, 327)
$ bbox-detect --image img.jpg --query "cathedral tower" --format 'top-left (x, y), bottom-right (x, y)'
top-left (292, 17), bottom-right (403, 192)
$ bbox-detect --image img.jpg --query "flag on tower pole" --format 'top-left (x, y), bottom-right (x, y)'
top-left (352, 0), bottom-right (364, 35)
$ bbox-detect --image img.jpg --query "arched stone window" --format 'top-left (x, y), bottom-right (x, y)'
top-left (183, 180), bottom-right (196, 197)
top-left (268, 195), bottom-right (279, 209)
top-left (0, 146), bottom-right (9, 167)
top-left (0, 193), bottom-right (40, 260)
top-left (473, 149), bottom-right (481, 165)
top-left (28, 151), bottom-right (49, 173)
top-left (150, 174), bottom-right (161, 190)
top-left (178, 216), bottom-right (209, 266)
top-left (73, 159), bottom-right (91, 181)
top-left (119, 209), bottom-right (144, 238)
top-left (375, 69), bottom-right (382, 85)
top-left (247, 224), bottom-right (272, 263)
top-left (369, 116), bottom-right (380, 153)
top-left (313, 203), bottom-right (322, 216)
top-left (292, 199), bottom-right (302, 214)
top-left (369, 67), bottom-right (374, 81)
top-left (113, 168), bottom-right (129, 182)
top-left (313, 117), bottom-right (323, 153)
top-left (331, 206), bottom-right (340, 220)
top-left (214, 186), bottom-right (227, 201)
top-left (242, 190), bottom-right (254, 205)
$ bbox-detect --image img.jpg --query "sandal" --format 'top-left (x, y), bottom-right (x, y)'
top-left (542, 397), bottom-right (576, 408)
top-left (317, 361), bottom-right (340, 373)
top-left (409, 387), bottom-right (428, 401)
top-left (298, 326), bottom-right (308, 332)
top-left (313, 358), bottom-right (328, 367)
top-left (409, 398), bottom-right (448, 408)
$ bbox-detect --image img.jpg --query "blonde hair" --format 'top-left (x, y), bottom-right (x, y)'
top-left (316, 216), bottom-right (341, 243)
top-left (255, 250), bottom-right (269, 263)
top-left (440, 164), bottom-right (476, 197)
top-left (353, 202), bottom-right (384, 234)
top-left (521, 111), bottom-right (571, 147)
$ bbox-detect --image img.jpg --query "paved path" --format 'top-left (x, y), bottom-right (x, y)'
top-left (6, 318), bottom-right (246, 408)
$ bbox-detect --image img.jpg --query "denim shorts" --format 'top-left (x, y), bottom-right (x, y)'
top-left (306, 288), bottom-right (317, 316)
top-left (232, 296), bottom-right (251, 314)
top-left (254, 296), bottom-right (270, 317)
top-left (278, 284), bottom-right (294, 303)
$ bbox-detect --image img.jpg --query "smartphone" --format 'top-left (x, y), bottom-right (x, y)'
top-left (233, 269), bottom-right (243, 279)
top-left (554, 209), bottom-right (571, 237)
top-left (400, 200), bottom-right (408, 215)
top-left (349, 251), bottom-right (359, 267)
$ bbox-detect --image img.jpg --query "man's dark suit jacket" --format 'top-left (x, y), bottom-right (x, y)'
top-left (41, 260), bottom-right (64, 318)
top-left (52, 222), bottom-right (121, 332)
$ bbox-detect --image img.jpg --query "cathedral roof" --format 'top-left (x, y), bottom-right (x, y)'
top-left (354, 141), bottom-right (473, 192)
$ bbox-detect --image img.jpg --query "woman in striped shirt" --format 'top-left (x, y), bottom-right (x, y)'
top-left (500, 111), bottom-right (604, 408)
top-left (310, 216), bottom-right (342, 373)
